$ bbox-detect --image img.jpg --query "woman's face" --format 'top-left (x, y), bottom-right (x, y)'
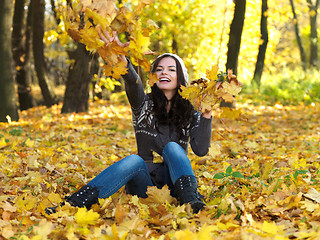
top-left (155, 57), bottom-right (178, 98)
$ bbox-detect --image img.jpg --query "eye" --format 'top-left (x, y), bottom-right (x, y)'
top-left (156, 68), bottom-right (162, 72)
top-left (169, 68), bottom-right (176, 72)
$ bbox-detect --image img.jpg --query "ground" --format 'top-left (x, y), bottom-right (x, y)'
top-left (0, 99), bottom-right (320, 239)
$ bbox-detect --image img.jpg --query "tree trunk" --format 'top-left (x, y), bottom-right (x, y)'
top-left (289, 0), bottom-right (307, 70)
top-left (12, 0), bottom-right (35, 110)
top-left (226, 0), bottom-right (246, 75)
top-left (252, 0), bottom-right (268, 89)
top-left (50, 0), bottom-right (61, 26)
top-left (307, 0), bottom-right (319, 68)
top-left (221, 0), bottom-right (246, 108)
top-left (61, 42), bottom-right (91, 113)
top-left (32, 0), bottom-right (57, 107)
top-left (0, 0), bottom-right (19, 122)
top-left (25, 0), bottom-right (34, 86)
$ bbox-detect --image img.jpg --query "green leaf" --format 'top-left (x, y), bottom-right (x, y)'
top-left (213, 173), bottom-right (226, 179)
top-left (232, 171), bottom-right (244, 179)
top-left (226, 165), bottom-right (232, 175)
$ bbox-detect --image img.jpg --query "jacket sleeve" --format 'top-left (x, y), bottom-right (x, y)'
top-left (121, 59), bottom-right (146, 110)
top-left (189, 111), bottom-right (212, 156)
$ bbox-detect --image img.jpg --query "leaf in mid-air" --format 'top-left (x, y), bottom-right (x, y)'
top-left (103, 61), bottom-right (128, 79)
top-left (64, 0), bottom-right (154, 80)
top-left (148, 72), bottom-right (159, 87)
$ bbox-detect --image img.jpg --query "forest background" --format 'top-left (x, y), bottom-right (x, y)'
top-left (0, 0), bottom-right (320, 239)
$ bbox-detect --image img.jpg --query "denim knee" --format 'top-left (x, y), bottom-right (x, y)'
top-left (163, 142), bottom-right (185, 156)
top-left (164, 141), bottom-right (181, 151)
top-left (119, 154), bottom-right (147, 170)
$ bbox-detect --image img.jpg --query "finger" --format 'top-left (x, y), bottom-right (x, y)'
top-left (104, 30), bottom-right (113, 42)
top-left (112, 31), bottom-right (123, 46)
top-left (98, 32), bottom-right (110, 46)
top-left (96, 26), bottom-right (111, 46)
top-left (113, 33), bottom-right (130, 47)
top-left (123, 41), bottom-right (130, 47)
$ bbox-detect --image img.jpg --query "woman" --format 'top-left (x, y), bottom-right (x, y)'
top-left (46, 31), bottom-right (212, 215)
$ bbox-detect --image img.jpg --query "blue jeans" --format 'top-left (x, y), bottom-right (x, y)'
top-left (87, 142), bottom-right (195, 199)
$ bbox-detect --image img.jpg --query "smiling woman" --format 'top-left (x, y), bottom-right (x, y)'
top-left (46, 31), bottom-right (214, 215)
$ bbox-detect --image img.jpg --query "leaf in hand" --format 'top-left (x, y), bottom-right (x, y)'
top-left (220, 92), bottom-right (235, 103)
top-left (206, 64), bottom-right (219, 81)
top-left (179, 85), bottom-right (201, 101)
top-left (222, 81), bottom-right (242, 96)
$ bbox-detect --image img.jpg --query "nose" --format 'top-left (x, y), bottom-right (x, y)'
top-left (161, 68), bottom-right (168, 75)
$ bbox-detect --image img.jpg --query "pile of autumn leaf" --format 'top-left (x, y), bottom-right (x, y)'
top-left (0, 99), bottom-right (320, 239)
top-left (65, 0), bottom-right (155, 79)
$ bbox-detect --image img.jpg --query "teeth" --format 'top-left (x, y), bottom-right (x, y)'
top-left (160, 78), bottom-right (170, 81)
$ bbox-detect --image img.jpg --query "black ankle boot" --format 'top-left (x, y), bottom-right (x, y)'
top-left (45, 185), bottom-right (99, 215)
top-left (174, 175), bottom-right (205, 214)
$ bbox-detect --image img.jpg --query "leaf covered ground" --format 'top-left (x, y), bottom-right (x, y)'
top-left (1, 99), bottom-right (320, 240)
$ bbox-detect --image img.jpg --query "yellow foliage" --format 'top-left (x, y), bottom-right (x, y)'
top-left (64, 0), bottom-right (154, 80)
top-left (1, 100), bottom-right (320, 238)
top-left (180, 67), bottom-right (243, 114)
top-left (75, 208), bottom-right (100, 225)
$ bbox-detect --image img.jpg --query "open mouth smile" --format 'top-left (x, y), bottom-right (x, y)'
top-left (159, 77), bottom-right (171, 82)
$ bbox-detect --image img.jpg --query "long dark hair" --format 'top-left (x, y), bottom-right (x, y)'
top-left (149, 55), bottom-right (194, 135)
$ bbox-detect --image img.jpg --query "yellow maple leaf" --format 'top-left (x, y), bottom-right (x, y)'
top-left (301, 199), bottom-right (318, 212)
top-left (24, 138), bottom-right (35, 148)
top-left (304, 188), bottom-right (320, 203)
top-left (220, 92), bottom-right (234, 103)
top-left (2, 201), bottom-right (17, 212)
top-left (209, 142), bottom-right (221, 158)
top-left (14, 194), bottom-right (38, 211)
top-left (32, 219), bottom-right (54, 239)
top-left (259, 221), bottom-right (285, 235)
top-left (142, 186), bottom-right (175, 205)
top-left (152, 150), bottom-right (163, 163)
top-left (0, 138), bottom-right (8, 149)
top-left (179, 85), bottom-right (201, 102)
top-left (79, 24), bottom-right (104, 52)
top-left (75, 208), bottom-right (100, 225)
top-left (174, 229), bottom-right (195, 240)
top-left (222, 81), bottom-right (242, 96)
top-left (148, 72), bottom-right (158, 87)
top-left (129, 30), bottom-right (150, 54)
top-left (48, 192), bottom-right (62, 204)
top-left (103, 61), bottom-right (128, 79)
top-left (205, 78), bottom-right (219, 91)
top-left (201, 93), bottom-right (219, 112)
top-left (244, 140), bottom-right (259, 150)
top-left (205, 64), bottom-right (219, 80)
top-left (85, 7), bottom-right (112, 29)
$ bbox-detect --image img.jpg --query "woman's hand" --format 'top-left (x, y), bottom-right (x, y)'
top-left (97, 27), bottom-right (130, 65)
top-left (202, 110), bottom-right (212, 119)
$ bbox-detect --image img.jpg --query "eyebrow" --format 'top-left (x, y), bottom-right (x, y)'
top-left (157, 65), bottom-right (176, 68)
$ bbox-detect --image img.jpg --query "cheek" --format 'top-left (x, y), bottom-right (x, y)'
top-left (155, 72), bottom-right (161, 79)
top-left (172, 75), bottom-right (178, 86)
